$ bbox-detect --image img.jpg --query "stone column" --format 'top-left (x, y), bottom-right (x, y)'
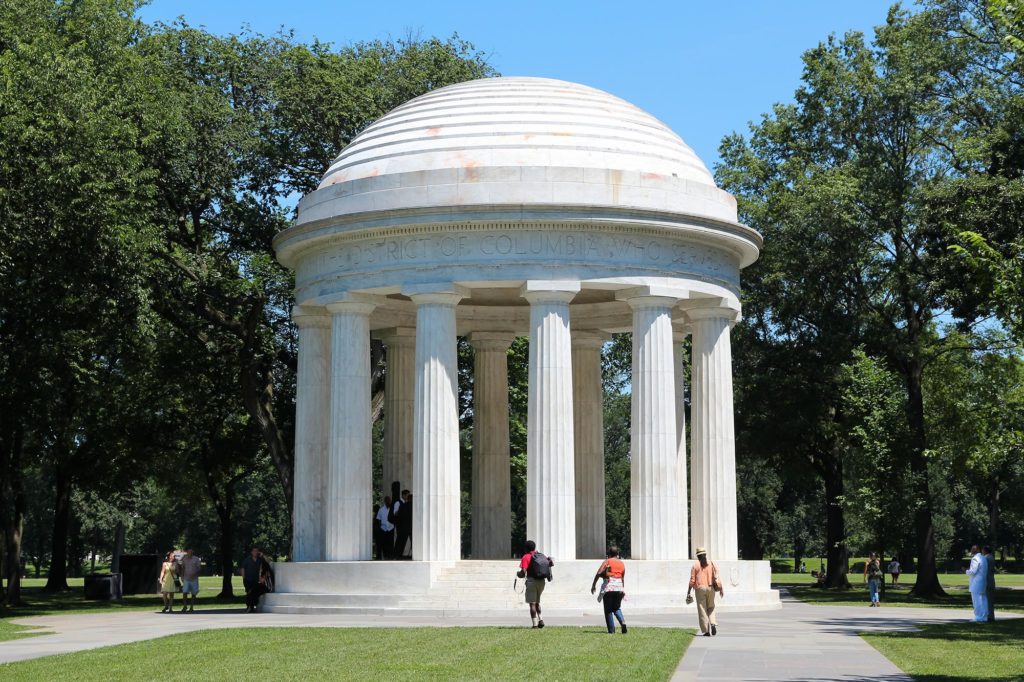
top-left (674, 330), bottom-right (690, 559)
top-left (522, 281), bottom-right (579, 561)
top-left (380, 327), bottom-right (415, 499)
top-left (324, 296), bottom-right (378, 561)
top-left (572, 331), bottom-right (606, 559)
top-left (407, 285), bottom-right (467, 562)
top-left (469, 332), bottom-right (516, 559)
top-left (619, 289), bottom-right (684, 560)
top-left (689, 308), bottom-right (739, 560)
top-left (291, 306), bottom-right (330, 562)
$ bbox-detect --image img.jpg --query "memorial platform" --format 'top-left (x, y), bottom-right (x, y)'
top-left (261, 560), bottom-right (780, 616)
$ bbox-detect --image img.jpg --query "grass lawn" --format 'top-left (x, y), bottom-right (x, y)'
top-left (0, 626), bottom-right (691, 681)
top-left (0, 620), bottom-right (47, 643)
top-left (1, 576), bottom-right (246, 620)
top-left (771, 572), bottom-right (1024, 589)
top-left (780, 583), bottom-right (1024, 612)
top-left (863, 618), bottom-right (1024, 682)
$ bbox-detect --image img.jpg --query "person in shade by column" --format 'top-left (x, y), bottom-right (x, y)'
top-left (966, 544), bottom-right (989, 623)
top-left (590, 546), bottom-right (627, 634)
top-left (240, 547), bottom-right (272, 613)
top-left (686, 547), bottom-right (723, 636)
top-left (392, 490), bottom-right (412, 559)
top-left (982, 545), bottom-right (996, 622)
top-left (374, 496), bottom-right (394, 560)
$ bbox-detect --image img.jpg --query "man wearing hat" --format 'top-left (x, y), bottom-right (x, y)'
top-left (686, 547), bottom-right (723, 636)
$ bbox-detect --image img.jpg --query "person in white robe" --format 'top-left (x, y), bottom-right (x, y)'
top-left (966, 544), bottom-right (989, 623)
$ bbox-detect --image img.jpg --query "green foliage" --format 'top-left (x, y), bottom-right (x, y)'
top-left (717, 2), bottom-right (1024, 594)
top-left (1, 0), bottom-right (496, 597)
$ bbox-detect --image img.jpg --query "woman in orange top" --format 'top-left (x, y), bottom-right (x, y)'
top-left (591, 546), bottom-right (627, 634)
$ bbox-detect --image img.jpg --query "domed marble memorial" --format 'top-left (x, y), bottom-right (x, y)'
top-left (266, 77), bottom-right (778, 615)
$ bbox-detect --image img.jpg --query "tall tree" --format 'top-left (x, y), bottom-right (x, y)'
top-left (719, 5), bottom-right (1009, 596)
top-left (137, 26), bottom-right (497, 548)
top-left (0, 0), bottom-right (154, 599)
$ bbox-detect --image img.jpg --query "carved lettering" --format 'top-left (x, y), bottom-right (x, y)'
top-left (299, 229), bottom-right (736, 287)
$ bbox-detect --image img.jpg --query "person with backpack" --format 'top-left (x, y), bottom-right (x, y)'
top-left (517, 540), bottom-right (553, 628)
top-left (590, 546), bottom-right (627, 634)
top-left (864, 551), bottom-right (883, 607)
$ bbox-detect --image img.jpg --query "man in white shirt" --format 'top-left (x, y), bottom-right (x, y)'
top-left (374, 496), bottom-right (395, 560)
top-left (179, 548), bottom-right (202, 613)
top-left (965, 544), bottom-right (988, 623)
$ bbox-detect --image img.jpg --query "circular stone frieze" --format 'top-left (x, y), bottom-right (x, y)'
top-left (274, 77), bottom-right (761, 308)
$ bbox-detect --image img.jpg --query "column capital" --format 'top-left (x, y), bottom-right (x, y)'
top-left (679, 298), bottom-right (741, 323)
top-left (672, 325), bottom-right (692, 343)
top-left (376, 326), bottom-right (416, 347)
top-left (571, 330), bottom-right (611, 350)
top-left (292, 305), bottom-right (331, 328)
top-left (403, 282), bottom-right (469, 306)
top-left (467, 331), bottom-right (517, 352)
top-left (615, 285), bottom-right (688, 308)
top-left (321, 292), bottom-right (383, 316)
top-left (520, 280), bottom-right (580, 304)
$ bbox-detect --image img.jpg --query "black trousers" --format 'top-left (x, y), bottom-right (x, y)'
top-left (393, 527), bottom-right (411, 557)
top-left (376, 529), bottom-right (394, 559)
top-left (244, 580), bottom-right (261, 609)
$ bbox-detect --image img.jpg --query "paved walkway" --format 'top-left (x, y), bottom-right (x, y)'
top-left (670, 592), bottom-right (977, 681)
top-left (0, 594), bottom-right (992, 680)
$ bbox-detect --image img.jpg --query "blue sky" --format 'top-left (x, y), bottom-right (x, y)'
top-left (139, 0), bottom-right (904, 171)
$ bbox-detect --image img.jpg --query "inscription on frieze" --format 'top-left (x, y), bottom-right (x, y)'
top-left (299, 229), bottom-right (737, 286)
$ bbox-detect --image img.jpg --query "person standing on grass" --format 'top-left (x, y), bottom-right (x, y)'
top-left (590, 546), bottom-right (627, 634)
top-left (982, 545), bottom-right (996, 622)
top-left (179, 548), bottom-right (201, 613)
top-left (157, 551), bottom-right (179, 613)
top-left (887, 556), bottom-right (901, 585)
top-left (241, 547), bottom-right (272, 613)
top-left (966, 544), bottom-right (988, 623)
top-left (517, 540), bottom-right (553, 629)
top-left (864, 552), bottom-right (882, 607)
top-left (686, 547), bottom-right (723, 636)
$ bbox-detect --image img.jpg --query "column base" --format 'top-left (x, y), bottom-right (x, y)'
top-left (261, 559), bottom-right (780, 616)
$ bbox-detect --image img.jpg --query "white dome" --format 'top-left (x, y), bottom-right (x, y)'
top-left (319, 76), bottom-right (716, 190)
top-left (293, 77), bottom-right (741, 229)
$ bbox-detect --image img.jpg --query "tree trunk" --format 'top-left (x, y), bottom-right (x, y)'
top-left (216, 497), bottom-right (235, 598)
top-left (1, 424), bottom-right (26, 606)
top-left (905, 359), bottom-right (946, 598)
top-left (111, 521), bottom-right (125, 574)
top-left (2, 495), bottom-right (25, 606)
top-left (988, 475), bottom-right (1000, 549)
top-left (793, 537), bottom-right (806, 576)
top-left (822, 446), bottom-right (850, 588)
top-left (43, 465), bottom-right (72, 591)
top-left (239, 359), bottom-right (292, 543)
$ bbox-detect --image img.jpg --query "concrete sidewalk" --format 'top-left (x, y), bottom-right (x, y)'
top-left (671, 592), bottom-right (985, 681)
top-left (0, 594), bottom-right (988, 680)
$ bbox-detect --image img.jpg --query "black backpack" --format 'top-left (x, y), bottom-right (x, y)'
top-left (527, 551), bottom-right (552, 580)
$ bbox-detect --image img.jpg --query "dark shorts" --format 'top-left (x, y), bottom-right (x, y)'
top-left (525, 578), bottom-right (545, 603)
top-left (602, 591), bottom-right (624, 614)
